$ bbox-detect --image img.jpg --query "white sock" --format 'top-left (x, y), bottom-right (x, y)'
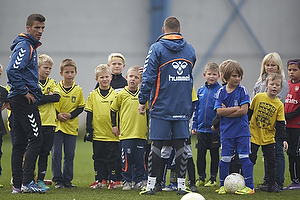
top-left (177, 178), bottom-right (186, 190)
top-left (146, 176), bottom-right (156, 190)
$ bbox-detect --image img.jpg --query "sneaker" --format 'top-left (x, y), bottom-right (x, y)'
top-left (64, 182), bottom-right (77, 188)
top-left (134, 181), bottom-right (145, 190)
top-left (235, 186), bottom-right (255, 195)
top-left (188, 185), bottom-right (198, 192)
top-left (139, 187), bottom-right (155, 195)
top-left (162, 182), bottom-right (178, 191)
top-left (12, 186), bottom-right (21, 194)
top-left (122, 181), bottom-right (132, 191)
top-left (196, 179), bottom-right (205, 187)
top-left (37, 180), bottom-right (50, 190)
top-left (204, 180), bottom-right (217, 187)
top-left (101, 179), bottom-right (107, 187)
top-left (267, 184), bottom-right (282, 193)
top-left (43, 180), bottom-right (53, 185)
top-left (90, 181), bottom-right (102, 189)
top-left (177, 188), bottom-right (192, 195)
top-left (116, 181), bottom-right (123, 187)
top-left (255, 180), bottom-right (267, 191)
top-left (154, 183), bottom-right (163, 192)
top-left (283, 182), bottom-right (300, 190)
top-left (108, 181), bottom-right (117, 189)
top-left (216, 186), bottom-right (226, 194)
top-left (21, 180), bottom-right (47, 193)
top-left (54, 182), bottom-right (65, 189)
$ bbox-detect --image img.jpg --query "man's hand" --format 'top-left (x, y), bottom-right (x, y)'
top-left (24, 92), bottom-right (35, 104)
top-left (283, 141), bottom-right (288, 152)
top-left (138, 104), bottom-right (146, 115)
top-left (191, 129), bottom-right (197, 135)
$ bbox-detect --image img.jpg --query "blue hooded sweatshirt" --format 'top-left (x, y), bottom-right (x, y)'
top-left (6, 33), bottom-right (42, 102)
top-left (139, 33), bottom-right (196, 120)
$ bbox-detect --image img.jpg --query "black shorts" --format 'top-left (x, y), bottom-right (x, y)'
top-left (196, 132), bottom-right (220, 149)
top-left (92, 140), bottom-right (120, 163)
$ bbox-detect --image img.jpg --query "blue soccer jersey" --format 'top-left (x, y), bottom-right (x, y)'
top-left (214, 84), bottom-right (251, 139)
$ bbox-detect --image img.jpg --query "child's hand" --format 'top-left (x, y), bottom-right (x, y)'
top-left (57, 113), bottom-right (71, 122)
top-left (138, 104), bottom-right (146, 115)
top-left (211, 125), bottom-right (216, 131)
top-left (112, 126), bottom-right (120, 137)
top-left (191, 129), bottom-right (197, 135)
top-left (48, 91), bottom-right (53, 95)
top-left (283, 141), bottom-right (288, 152)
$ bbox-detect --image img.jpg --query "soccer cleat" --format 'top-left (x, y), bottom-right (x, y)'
top-left (177, 188), bottom-right (192, 195)
top-left (235, 186), bottom-right (255, 195)
top-left (43, 180), bottom-right (53, 185)
top-left (21, 180), bottom-right (47, 193)
top-left (204, 180), bottom-right (217, 187)
top-left (122, 181), bottom-right (132, 190)
top-left (162, 182), bottom-right (178, 191)
top-left (64, 182), bottom-right (77, 188)
top-left (89, 181), bottom-right (102, 189)
top-left (216, 186), bottom-right (226, 194)
top-left (196, 179), bottom-right (205, 187)
top-left (267, 184), bottom-right (282, 193)
top-left (37, 180), bottom-right (50, 190)
top-left (188, 185), bottom-right (198, 192)
top-left (134, 181), bottom-right (145, 190)
top-left (101, 179), bottom-right (107, 187)
top-left (54, 182), bottom-right (65, 189)
top-left (12, 186), bottom-right (22, 194)
top-left (116, 181), bottom-right (123, 187)
top-left (283, 182), bottom-right (300, 190)
top-left (139, 187), bottom-right (155, 195)
top-left (108, 181), bottom-right (117, 189)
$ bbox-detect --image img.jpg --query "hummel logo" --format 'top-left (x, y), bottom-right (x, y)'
top-left (28, 113), bottom-right (39, 137)
top-left (172, 61), bottom-right (187, 75)
top-left (13, 48), bottom-right (26, 69)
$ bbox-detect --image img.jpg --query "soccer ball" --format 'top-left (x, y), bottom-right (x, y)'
top-left (181, 192), bottom-right (205, 200)
top-left (224, 173), bottom-right (245, 193)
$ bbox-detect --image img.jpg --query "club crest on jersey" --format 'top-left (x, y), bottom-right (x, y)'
top-left (72, 96), bottom-right (76, 103)
top-left (169, 61), bottom-right (190, 82)
top-left (296, 86), bottom-right (299, 92)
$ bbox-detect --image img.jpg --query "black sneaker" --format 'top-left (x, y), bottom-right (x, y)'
top-left (255, 180), bottom-right (267, 191)
top-left (177, 188), bottom-right (192, 195)
top-left (54, 182), bottom-right (65, 189)
top-left (189, 185), bottom-right (198, 192)
top-left (139, 188), bottom-right (155, 195)
top-left (267, 184), bottom-right (282, 193)
top-left (154, 183), bottom-right (163, 192)
top-left (64, 182), bottom-right (77, 188)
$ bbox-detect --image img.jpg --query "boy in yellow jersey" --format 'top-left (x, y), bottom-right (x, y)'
top-left (36, 54), bottom-right (60, 190)
top-left (111, 65), bottom-right (148, 191)
top-left (52, 59), bottom-right (85, 189)
top-left (84, 64), bottom-right (119, 189)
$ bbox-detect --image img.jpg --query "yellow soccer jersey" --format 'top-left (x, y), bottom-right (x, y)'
top-left (38, 77), bottom-right (60, 126)
top-left (55, 81), bottom-right (85, 136)
top-left (111, 87), bottom-right (148, 140)
top-left (192, 86), bottom-right (198, 102)
top-left (249, 92), bottom-right (285, 145)
top-left (85, 87), bottom-right (119, 142)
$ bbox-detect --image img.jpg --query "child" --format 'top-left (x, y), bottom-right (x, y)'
top-left (36, 54), bottom-right (60, 190)
top-left (52, 58), bottom-right (85, 188)
top-left (111, 65), bottom-right (148, 190)
top-left (84, 64), bottom-right (119, 189)
top-left (252, 52), bottom-right (288, 190)
top-left (192, 62), bottom-right (221, 187)
top-left (95, 53), bottom-right (127, 92)
top-left (214, 59), bottom-right (254, 195)
top-left (284, 59), bottom-right (300, 190)
top-left (0, 64), bottom-right (8, 188)
top-left (249, 73), bottom-right (288, 192)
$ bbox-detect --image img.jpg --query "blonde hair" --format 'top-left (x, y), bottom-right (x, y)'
top-left (204, 62), bottom-right (219, 73)
top-left (108, 53), bottom-right (125, 64)
top-left (127, 65), bottom-right (141, 77)
top-left (60, 58), bottom-right (77, 72)
top-left (221, 59), bottom-right (243, 81)
top-left (259, 52), bottom-right (285, 81)
top-left (266, 73), bottom-right (283, 86)
top-left (95, 64), bottom-right (111, 78)
top-left (38, 54), bottom-right (53, 67)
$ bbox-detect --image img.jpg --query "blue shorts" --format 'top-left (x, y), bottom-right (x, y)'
top-left (149, 118), bottom-right (190, 140)
top-left (220, 136), bottom-right (251, 157)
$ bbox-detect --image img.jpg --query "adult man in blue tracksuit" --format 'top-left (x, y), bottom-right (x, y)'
top-left (7, 13), bottom-right (46, 194)
top-left (138, 16), bottom-right (196, 195)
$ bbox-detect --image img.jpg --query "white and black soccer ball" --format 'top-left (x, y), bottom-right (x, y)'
top-left (181, 192), bottom-right (205, 200)
top-left (224, 173), bottom-right (245, 193)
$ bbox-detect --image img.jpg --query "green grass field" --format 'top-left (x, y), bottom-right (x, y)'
top-left (0, 134), bottom-right (299, 200)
